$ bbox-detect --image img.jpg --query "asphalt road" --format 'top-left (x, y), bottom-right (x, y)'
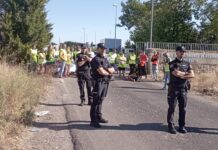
top-left (25, 78), bottom-right (218, 150)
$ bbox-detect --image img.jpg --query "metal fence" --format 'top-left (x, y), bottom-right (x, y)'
top-left (136, 42), bottom-right (218, 52)
top-left (136, 42), bottom-right (218, 63)
top-left (136, 42), bottom-right (218, 73)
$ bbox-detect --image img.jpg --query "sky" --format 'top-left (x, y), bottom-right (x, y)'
top-left (46, 0), bottom-right (130, 46)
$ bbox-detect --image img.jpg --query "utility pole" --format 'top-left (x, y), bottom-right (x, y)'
top-left (113, 4), bottom-right (117, 51)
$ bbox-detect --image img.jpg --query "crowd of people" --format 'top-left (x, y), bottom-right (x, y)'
top-left (28, 43), bottom-right (175, 89)
top-left (28, 43), bottom-right (195, 133)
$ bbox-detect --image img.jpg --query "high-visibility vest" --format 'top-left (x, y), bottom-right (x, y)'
top-left (38, 52), bottom-right (46, 64)
top-left (54, 50), bottom-right (59, 58)
top-left (73, 50), bottom-right (80, 60)
top-left (66, 51), bottom-right (72, 65)
top-left (118, 55), bottom-right (127, 68)
top-left (163, 57), bottom-right (171, 72)
top-left (164, 63), bottom-right (170, 72)
top-left (49, 49), bottom-right (55, 62)
top-left (108, 52), bottom-right (117, 64)
top-left (115, 54), bottom-right (120, 64)
top-left (30, 48), bottom-right (38, 63)
top-left (128, 54), bottom-right (136, 64)
top-left (59, 49), bottom-right (67, 61)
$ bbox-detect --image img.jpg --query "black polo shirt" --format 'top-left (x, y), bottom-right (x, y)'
top-left (91, 54), bottom-right (112, 80)
top-left (169, 58), bottom-right (192, 88)
top-left (76, 53), bottom-right (90, 72)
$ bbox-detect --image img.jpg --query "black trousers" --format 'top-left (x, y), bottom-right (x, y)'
top-left (129, 64), bottom-right (136, 75)
top-left (77, 71), bottom-right (93, 103)
top-left (167, 86), bottom-right (187, 127)
top-left (90, 80), bottom-right (109, 123)
top-left (138, 64), bottom-right (147, 76)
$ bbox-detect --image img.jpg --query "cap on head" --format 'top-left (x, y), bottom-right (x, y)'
top-left (176, 46), bottom-right (186, 52)
top-left (97, 43), bottom-right (106, 49)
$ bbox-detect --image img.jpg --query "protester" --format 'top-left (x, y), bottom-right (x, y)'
top-left (151, 50), bottom-right (159, 81)
top-left (162, 52), bottom-right (171, 90)
top-left (138, 50), bottom-right (148, 80)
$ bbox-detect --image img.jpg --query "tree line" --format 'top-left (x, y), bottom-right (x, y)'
top-left (0, 0), bottom-right (52, 63)
top-left (120, 0), bottom-right (218, 44)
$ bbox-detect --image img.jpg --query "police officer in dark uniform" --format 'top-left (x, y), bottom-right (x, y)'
top-left (90, 43), bottom-right (115, 128)
top-left (167, 46), bottom-right (195, 134)
top-left (76, 44), bottom-right (93, 106)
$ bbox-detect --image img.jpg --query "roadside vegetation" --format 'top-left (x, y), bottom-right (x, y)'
top-left (192, 71), bottom-right (218, 96)
top-left (0, 63), bottom-right (49, 149)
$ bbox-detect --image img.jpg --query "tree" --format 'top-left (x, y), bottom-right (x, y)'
top-left (197, 0), bottom-right (218, 43)
top-left (119, 0), bottom-right (217, 44)
top-left (0, 0), bottom-right (53, 63)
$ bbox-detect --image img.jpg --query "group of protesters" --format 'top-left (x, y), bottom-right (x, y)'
top-left (28, 43), bottom-right (84, 77)
top-left (28, 43), bottom-right (173, 89)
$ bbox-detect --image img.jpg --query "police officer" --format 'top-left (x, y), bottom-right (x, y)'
top-left (167, 46), bottom-right (195, 134)
top-left (76, 44), bottom-right (93, 106)
top-left (90, 43), bottom-right (115, 128)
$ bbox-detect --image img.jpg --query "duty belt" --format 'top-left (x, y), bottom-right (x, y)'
top-left (94, 78), bottom-right (110, 83)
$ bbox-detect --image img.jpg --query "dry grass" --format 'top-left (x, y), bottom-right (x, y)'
top-left (191, 72), bottom-right (218, 96)
top-left (0, 63), bottom-right (49, 149)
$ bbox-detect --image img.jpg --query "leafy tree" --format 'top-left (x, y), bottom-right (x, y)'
top-left (119, 0), bottom-right (218, 44)
top-left (0, 0), bottom-right (53, 63)
top-left (197, 0), bottom-right (218, 43)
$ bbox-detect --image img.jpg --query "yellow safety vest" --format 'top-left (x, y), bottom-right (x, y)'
top-left (59, 49), bottom-right (67, 61)
top-left (38, 52), bottom-right (46, 64)
top-left (49, 49), bottom-right (55, 62)
top-left (128, 54), bottom-right (136, 64)
top-left (30, 48), bottom-right (38, 63)
top-left (109, 53), bottom-right (117, 64)
top-left (118, 55), bottom-right (127, 68)
top-left (164, 63), bottom-right (170, 72)
top-left (66, 52), bottom-right (72, 65)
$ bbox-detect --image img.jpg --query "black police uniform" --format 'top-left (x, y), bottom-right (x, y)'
top-left (167, 57), bottom-right (192, 129)
top-left (90, 53), bottom-right (112, 126)
top-left (76, 53), bottom-right (93, 105)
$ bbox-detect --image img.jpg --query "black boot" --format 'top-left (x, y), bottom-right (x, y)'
top-left (168, 124), bottom-right (177, 134)
top-left (90, 122), bottom-right (101, 128)
top-left (178, 126), bottom-right (187, 134)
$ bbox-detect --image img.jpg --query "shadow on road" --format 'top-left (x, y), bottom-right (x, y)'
top-left (32, 121), bottom-right (218, 135)
top-left (114, 86), bottom-right (162, 91)
top-left (39, 102), bottom-right (80, 107)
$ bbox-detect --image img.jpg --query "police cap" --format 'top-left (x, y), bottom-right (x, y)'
top-left (97, 43), bottom-right (106, 49)
top-left (176, 46), bottom-right (186, 52)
